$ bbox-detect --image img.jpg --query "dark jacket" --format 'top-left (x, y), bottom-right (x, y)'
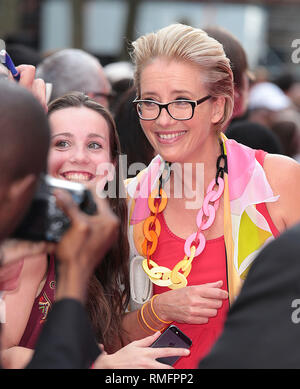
top-left (199, 223), bottom-right (300, 369)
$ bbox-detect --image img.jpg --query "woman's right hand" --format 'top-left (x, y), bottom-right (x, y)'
top-left (93, 332), bottom-right (190, 369)
top-left (154, 281), bottom-right (229, 324)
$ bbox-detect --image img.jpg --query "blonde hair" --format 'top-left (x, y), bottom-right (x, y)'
top-left (130, 23), bottom-right (234, 128)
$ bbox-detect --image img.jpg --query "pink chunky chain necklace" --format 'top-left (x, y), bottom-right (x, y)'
top-left (141, 144), bottom-right (227, 290)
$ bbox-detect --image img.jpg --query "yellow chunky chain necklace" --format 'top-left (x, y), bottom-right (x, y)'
top-left (141, 145), bottom-right (227, 290)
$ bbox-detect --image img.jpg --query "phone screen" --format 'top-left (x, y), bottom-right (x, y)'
top-left (150, 325), bottom-right (192, 366)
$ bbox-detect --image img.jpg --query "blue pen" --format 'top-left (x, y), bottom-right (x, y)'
top-left (0, 49), bottom-right (20, 81)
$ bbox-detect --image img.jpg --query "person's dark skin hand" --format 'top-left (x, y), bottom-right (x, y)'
top-left (52, 188), bottom-right (119, 304)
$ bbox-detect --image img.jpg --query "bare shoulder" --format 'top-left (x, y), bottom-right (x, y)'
top-left (263, 154), bottom-right (300, 231)
top-left (264, 153), bottom-right (300, 189)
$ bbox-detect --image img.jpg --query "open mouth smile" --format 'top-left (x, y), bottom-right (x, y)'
top-left (156, 131), bottom-right (187, 143)
top-left (60, 171), bottom-right (95, 182)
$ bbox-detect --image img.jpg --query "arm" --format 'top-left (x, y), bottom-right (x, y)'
top-left (1, 253), bottom-right (47, 349)
top-left (122, 281), bottom-right (228, 343)
top-left (0, 240), bottom-right (49, 368)
top-left (93, 331), bottom-right (190, 369)
top-left (1, 346), bottom-right (34, 369)
top-left (263, 154), bottom-right (300, 233)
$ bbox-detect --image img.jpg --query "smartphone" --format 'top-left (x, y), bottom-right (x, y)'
top-left (150, 325), bottom-right (192, 366)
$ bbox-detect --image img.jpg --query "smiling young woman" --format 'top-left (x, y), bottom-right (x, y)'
top-left (47, 93), bottom-right (130, 352)
top-left (1, 93), bottom-right (131, 367)
top-left (48, 111), bottom-right (110, 182)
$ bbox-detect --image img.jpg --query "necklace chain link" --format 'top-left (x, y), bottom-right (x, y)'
top-left (142, 146), bottom-right (226, 290)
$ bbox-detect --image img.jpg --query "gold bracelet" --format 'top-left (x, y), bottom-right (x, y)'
top-left (140, 302), bottom-right (162, 332)
top-left (146, 301), bottom-right (167, 329)
top-left (150, 295), bottom-right (172, 324)
top-left (137, 307), bottom-right (153, 334)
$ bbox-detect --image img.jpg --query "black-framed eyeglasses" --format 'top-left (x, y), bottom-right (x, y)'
top-left (133, 95), bottom-right (211, 121)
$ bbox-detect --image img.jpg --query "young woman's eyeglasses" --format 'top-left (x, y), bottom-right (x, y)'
top-left (133, 95), bottom-right (211, 121)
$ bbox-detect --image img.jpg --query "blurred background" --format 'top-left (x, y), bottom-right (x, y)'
top-left (0, 0), bottom-right (299, 78)
top-left (1, 0), bottom-right (300, 169)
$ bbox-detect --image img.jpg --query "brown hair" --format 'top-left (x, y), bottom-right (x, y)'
top-left (48, 92), bottom-right (130, 352)
top-left (204, 26), bottom-right (250, 92)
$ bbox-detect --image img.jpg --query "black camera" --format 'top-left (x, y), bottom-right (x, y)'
top-left (13, 174), bottom-right (97, 242)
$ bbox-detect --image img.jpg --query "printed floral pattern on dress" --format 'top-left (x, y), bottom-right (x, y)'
top-left (38, 291), bottom-right (52, 322)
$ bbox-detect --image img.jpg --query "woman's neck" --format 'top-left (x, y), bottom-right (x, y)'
top-left (163, 134), bottom-right (222, 205)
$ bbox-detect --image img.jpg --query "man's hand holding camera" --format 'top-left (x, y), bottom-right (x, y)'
top-left (0, 187), bottom-right (119, 306)
top-left (53, 188), bottom-right (119, 303)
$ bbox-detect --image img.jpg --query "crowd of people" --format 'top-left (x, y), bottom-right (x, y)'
top-left (1, 21), bottom-right (300, 370)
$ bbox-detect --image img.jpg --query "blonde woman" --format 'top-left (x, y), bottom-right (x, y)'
top-left (122, 23), bottom-right (300, 368)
